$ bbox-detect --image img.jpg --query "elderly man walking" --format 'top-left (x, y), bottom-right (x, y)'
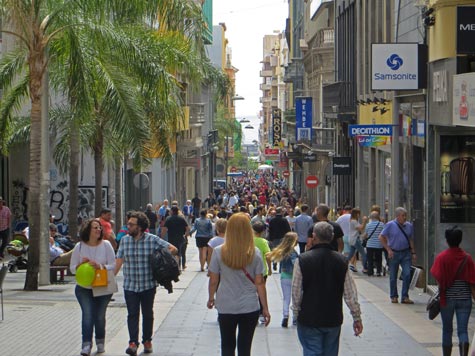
top-left (292, 222), bottom-right (363, 356)
top-left (379, 207), bottom-right (416, 304)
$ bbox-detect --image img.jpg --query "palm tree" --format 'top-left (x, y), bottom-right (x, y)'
top-left (0, 0), bottom-right (215, 290)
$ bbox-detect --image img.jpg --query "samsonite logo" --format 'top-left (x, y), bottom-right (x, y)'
top-left (386, 54), bottom-right (403, 70)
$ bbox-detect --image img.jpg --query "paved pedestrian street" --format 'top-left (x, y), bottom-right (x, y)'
top-left (0, 245), bottom-right (471, 356)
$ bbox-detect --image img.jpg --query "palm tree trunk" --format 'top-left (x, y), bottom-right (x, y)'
top-left (94, 131), bottom-right (104, 216)
top-left (68, 126), bottom-right (80, 240)
top-left (114, 157), bottom-right (123, 231)
top-left (25, 41), bottom-right (45, 291)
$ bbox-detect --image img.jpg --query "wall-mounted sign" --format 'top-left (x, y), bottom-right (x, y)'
top-left (264, 148), bottom-right (279, 155)
top-left (272, 108), bottom-right (282, 146)
top-left (348, 124), bottom-right (393, 137)
top-left (433, 70), bottom-right (448, 103)
top-left (453, 72), bottom-right (475, 127)
top-left (457, 6), bottom-right (475, 54)
top-left (371, 43), bottom-right (427, 90)
top-left (357, 136), bottom-right (392, 147)
top-left (332, 157), bottom-right (352, 175)
top-left (296, 97), bottom-right (313, 141)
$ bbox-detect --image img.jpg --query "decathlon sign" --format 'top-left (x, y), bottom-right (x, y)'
top-left (348, 124), bottom-right (393, 137)
top-left (372, 43), bottom-right (426, 90)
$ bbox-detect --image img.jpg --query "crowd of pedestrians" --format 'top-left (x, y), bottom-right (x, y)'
top-left (3, 169), bottom-right (475, 356)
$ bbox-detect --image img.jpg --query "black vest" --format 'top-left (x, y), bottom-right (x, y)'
top-left (298, 244), bottom-right (348, 328)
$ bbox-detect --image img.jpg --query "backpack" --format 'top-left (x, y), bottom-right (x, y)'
top-left (150, 247), bottom-right (180, 293)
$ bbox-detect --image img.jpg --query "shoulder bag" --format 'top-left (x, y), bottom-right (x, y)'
top-left (427, 254), bottom-right (468, 320)
top-left (363, 222), bottom-right (380, 248)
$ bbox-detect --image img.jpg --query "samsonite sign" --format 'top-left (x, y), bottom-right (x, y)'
top-left (372, 43), bottom-right (426, 90)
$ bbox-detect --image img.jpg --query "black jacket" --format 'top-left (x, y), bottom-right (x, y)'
top-left (298, 244), bottom-right (348, 327)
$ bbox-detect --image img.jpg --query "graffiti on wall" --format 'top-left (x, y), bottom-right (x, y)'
top-left (11, 180), bottom-right (28, 231)
top-left (11, 177), bottom-right (108, 235)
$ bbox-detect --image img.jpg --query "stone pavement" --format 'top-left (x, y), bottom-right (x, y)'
top-left (0, 245), bottom-right (472, 356)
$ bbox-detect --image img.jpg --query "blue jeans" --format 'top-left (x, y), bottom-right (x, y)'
top-left (297, 323), bottom-right (341, 356)
top-left (440, 298), bottom-right (472, 347)
top-left (388, 250), bottom-right (411, 299)
top-left (124, 288), bottom-right (156, 345)
top-left (346, 239), bottom-right (367, 268)
top-left (75, 285), bottom-right (112, 343)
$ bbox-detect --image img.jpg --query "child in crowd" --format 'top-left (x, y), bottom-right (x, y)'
top-left (268, 232), bottom-right (299, 327)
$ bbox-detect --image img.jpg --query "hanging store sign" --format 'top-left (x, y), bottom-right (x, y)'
top-left (371, 43), bottom-right (427, 90)
top-left (457, 6), bottom-right (475, 54)
top-left (348, 124), bottom-right (393, 137)
top-left (332, 157), bottom-right (352, 175)
top-left (296, 97), bottom-right (313, 141)
top-left (272, 108), bottom-right (282, 146)
top-left (453, 72), bottom-right (475, 127)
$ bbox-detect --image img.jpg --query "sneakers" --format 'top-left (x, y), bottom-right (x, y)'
top-left (391, 297), bottom-right (398, 303)
top-left (401, 298), bottom-right (414, 304)
top-left (144, 341), bottom-right (153, 354)
top-left (349, 265), bottom-right (357, 272)
top-left (96, 339), bottom-right (105, 354)
top-left (80, 343), bottom-right (92, 356)
top-left (126, 342), bottom-right (138, 356)
top-left (281, 317), bottom-right (289, 328)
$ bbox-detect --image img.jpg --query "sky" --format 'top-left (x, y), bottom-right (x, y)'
top-left (213, 1), bottom-right (288, 121)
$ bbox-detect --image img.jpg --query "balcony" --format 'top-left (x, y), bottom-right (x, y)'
top-left (315, 29), bottom-right (334, 48)
top-left (260, 69), bottom-right (273, 77)
top-left (260, 83), bottom-right (271, 91)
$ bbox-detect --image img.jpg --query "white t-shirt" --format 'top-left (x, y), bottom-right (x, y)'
top-left (336, 214), bottom-right (351, 236)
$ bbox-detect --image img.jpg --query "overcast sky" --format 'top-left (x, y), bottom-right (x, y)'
top-left (213, 1), bottom-right (288, 119)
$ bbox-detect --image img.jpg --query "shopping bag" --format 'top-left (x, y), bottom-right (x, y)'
top-left (91, 267), bottom-right (108, 287)
top-left (399, 265), bottom-right (424, 290)
top-left (92, 269), bottom-right (118, 297)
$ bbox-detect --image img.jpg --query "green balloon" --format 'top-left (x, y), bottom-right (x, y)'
top-left (75, 263), bottom-right (95, 287)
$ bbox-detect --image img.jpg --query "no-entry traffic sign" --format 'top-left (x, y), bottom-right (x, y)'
top-left (283, 170), bottom-right (290, 178)
top-left (305, 175), bottom-right (319, 188)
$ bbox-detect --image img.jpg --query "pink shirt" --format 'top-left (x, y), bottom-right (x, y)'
top-left (0, 206), bottom-right (11, 231)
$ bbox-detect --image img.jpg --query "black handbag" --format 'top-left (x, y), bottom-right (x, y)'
top-left (427, 255), bottom-right (468, 320)
top-left (426, 291), bottom-right (440, 320)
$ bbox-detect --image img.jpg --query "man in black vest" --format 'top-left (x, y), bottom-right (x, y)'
top-left (292, 222), bottom-right (363, 356)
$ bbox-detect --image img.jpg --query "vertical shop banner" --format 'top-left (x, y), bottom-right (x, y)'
top-left (453, 73), bottom-right (475, 127)
top-left (440, 135), bottom-right (475, 223)
top-left (457, 6), bottom-right (475, 55)
top-left (296, 97), bottom-right (313, 141)
top-left (272, 108), bottom-right (282, 146)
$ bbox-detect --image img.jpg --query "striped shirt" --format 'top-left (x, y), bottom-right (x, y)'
top-left (291, 258), bottom-right (361, 322)
top-left (446, 280), bottom-right (472, 300)
top-left (365, 221), bottom-right (384, 249)
top-left (117, 232), bottom-right (170, 292)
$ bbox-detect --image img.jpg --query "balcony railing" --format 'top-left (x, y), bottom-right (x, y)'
top-left (260, 69), bottom-right (273, 77)
top-left (315, 29), bottom-right (334, 48)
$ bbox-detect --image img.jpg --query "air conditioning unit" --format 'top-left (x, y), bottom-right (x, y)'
top-left (300, 39), bottom-right (308, 51)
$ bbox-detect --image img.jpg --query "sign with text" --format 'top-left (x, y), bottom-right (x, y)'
top-left (457, 6), bottom-right (475, 54)
top-left (305, 175), bottom-right (319, 188)
top-left (272, 108), bottom-right (282, 146)
top-left (264, 148), bottom-right (279, 156)
top-left (332, 157), bottom-right (352, 175)
top-left (372, 43), bottom-right (425, 90)
top-left (296, 97), bottom-right (313, 141)
top-left (357, 136), bottom-right (392, 147)
top-left (348, 124), bottom-right (393, 137)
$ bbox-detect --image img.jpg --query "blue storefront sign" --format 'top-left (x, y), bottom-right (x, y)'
top-left (348, 124), bottom-right (393, 137)
top-left (296, 97), bottom-right (313, 141)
